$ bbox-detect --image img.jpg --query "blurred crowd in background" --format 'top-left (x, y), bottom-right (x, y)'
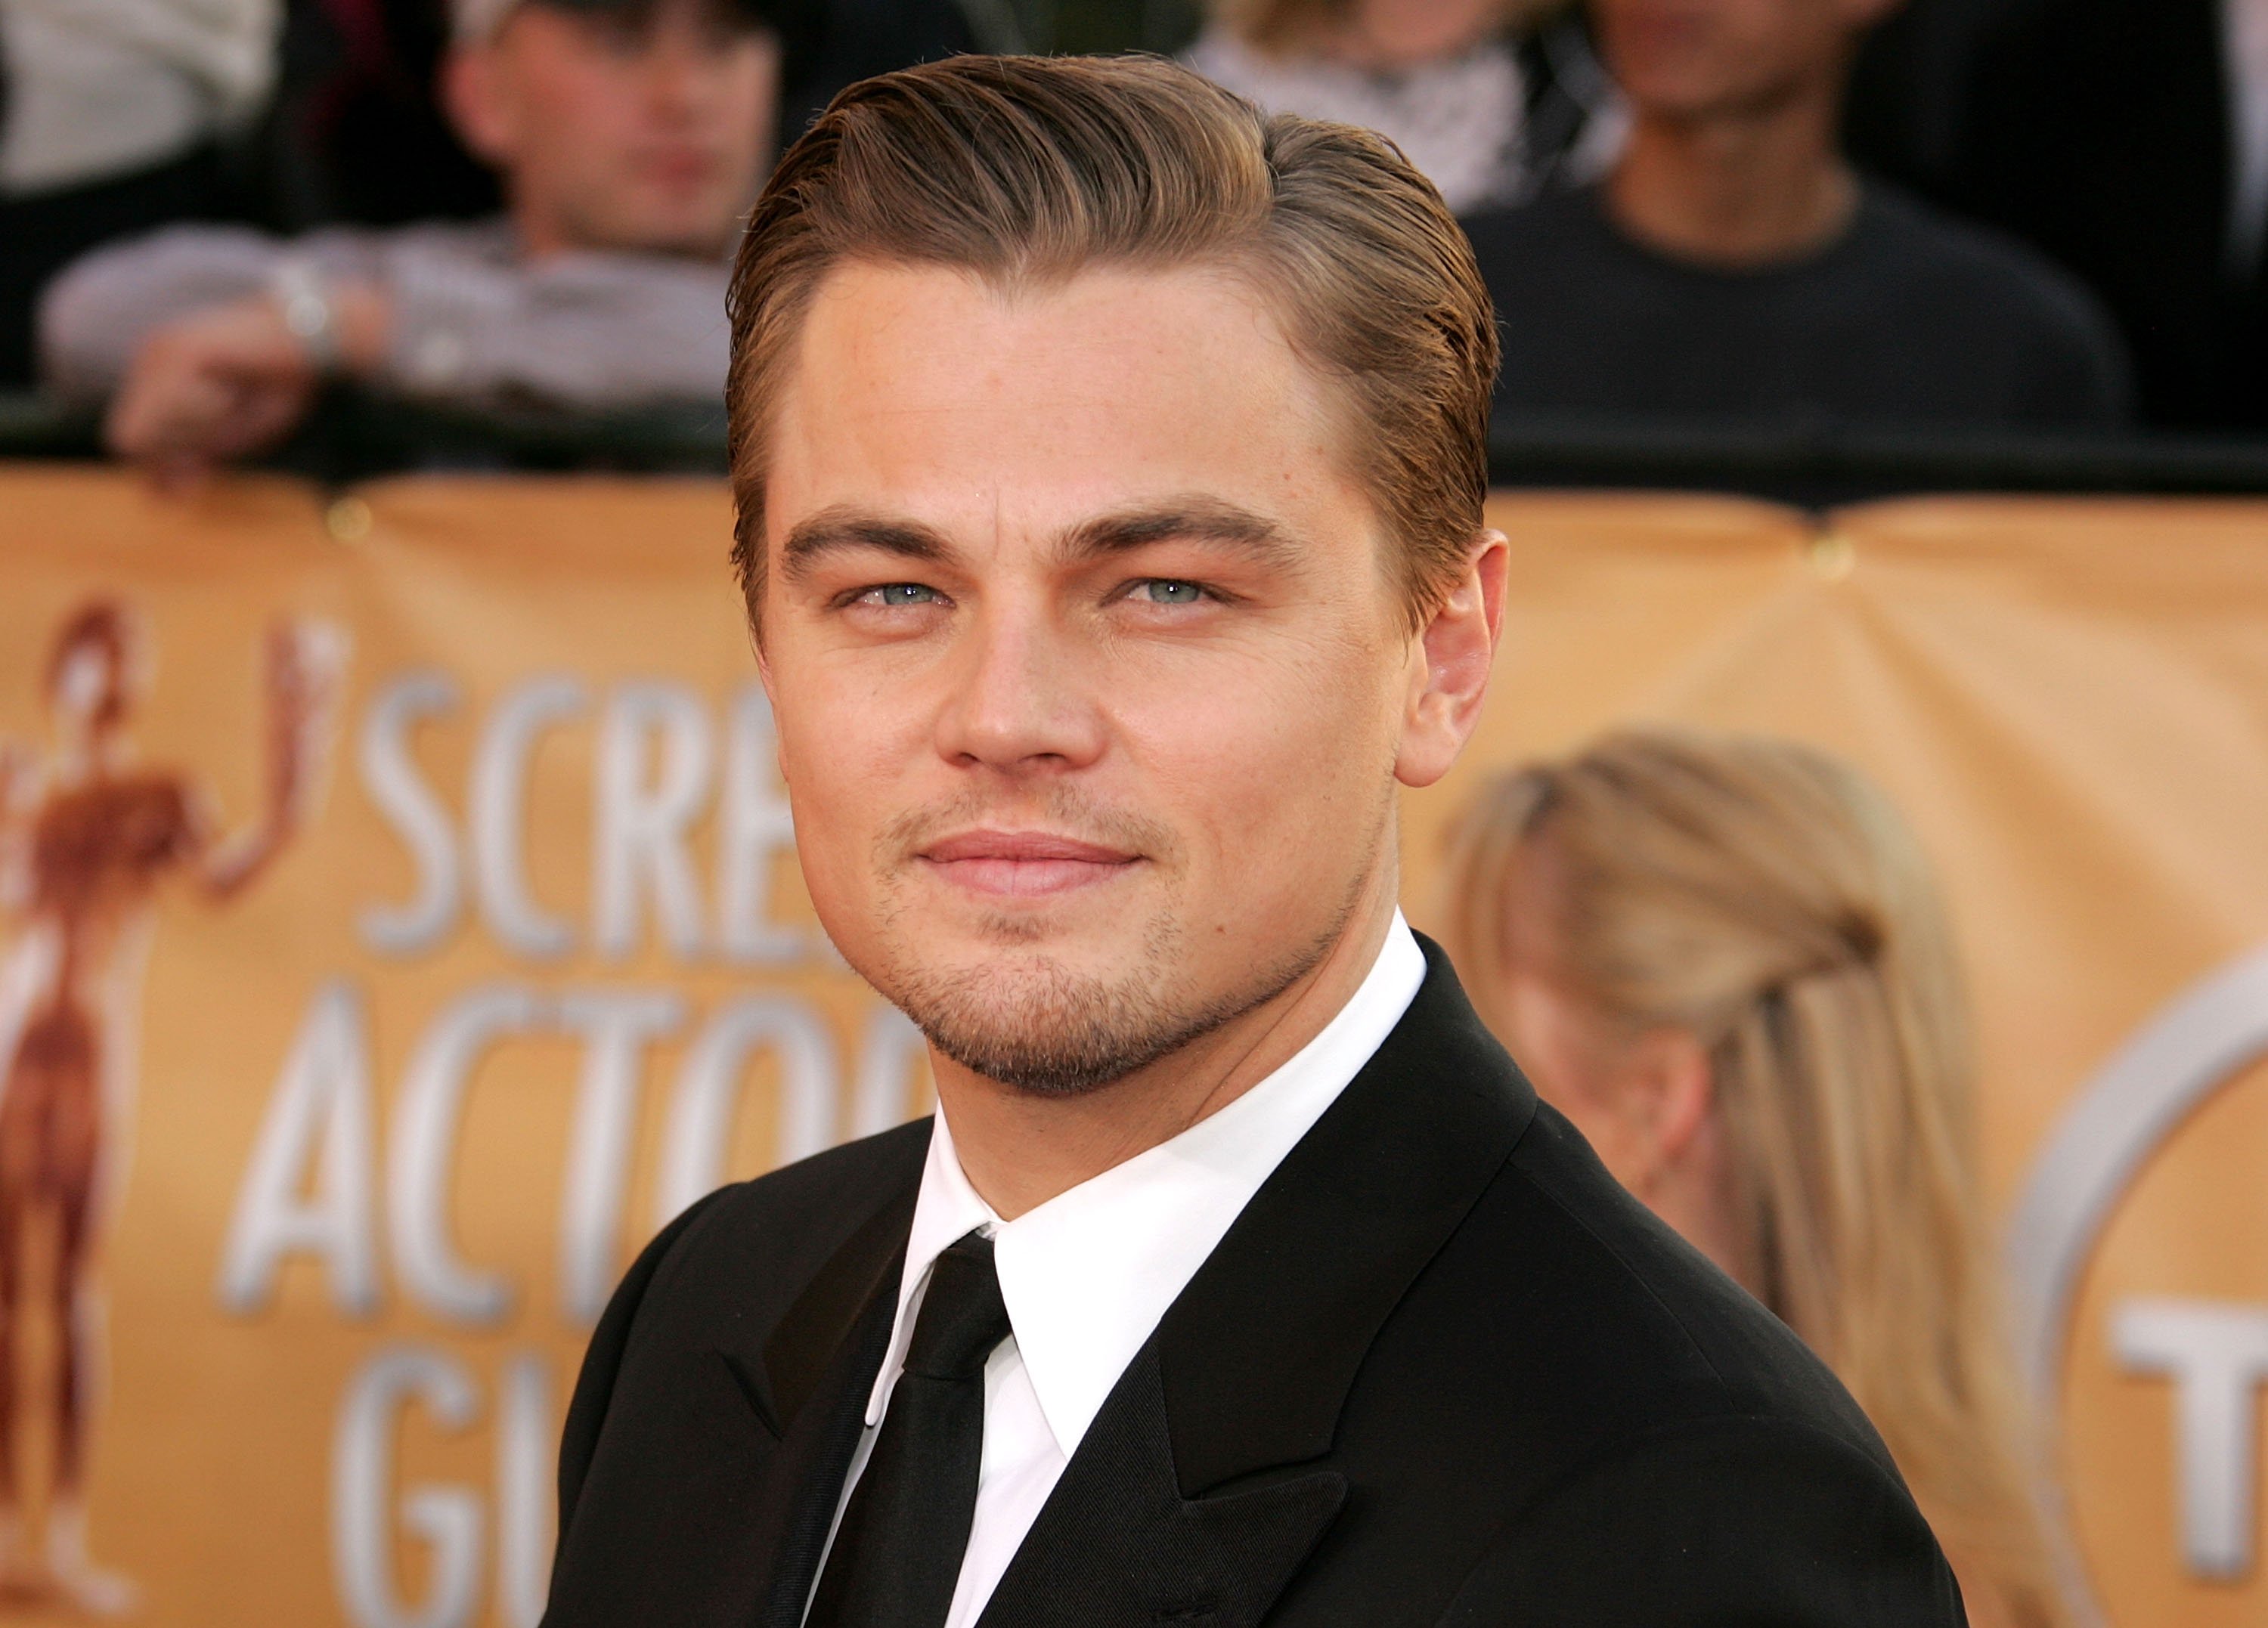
top-left (1, 0), bottom-right (2260, 476)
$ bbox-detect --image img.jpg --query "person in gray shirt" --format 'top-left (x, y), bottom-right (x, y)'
top-left (39, 0), bottom-right (781, 484)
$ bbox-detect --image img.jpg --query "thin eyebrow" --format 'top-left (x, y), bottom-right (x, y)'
top-left (778, 506), bottom-right (955, 583)
top-left (778, 497), bottom-right (1307, 585)
top-left (1055, 499), bottom-right (1307, 572)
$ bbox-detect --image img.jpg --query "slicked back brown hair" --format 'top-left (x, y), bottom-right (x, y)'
top-left (724, 53), bottom-right (1498, 636)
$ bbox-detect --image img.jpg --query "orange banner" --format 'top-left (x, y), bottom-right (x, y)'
top-left (0, 469), bottom-right (928, 1628)
top-left (0, 468), bottom-right (2262, 1628)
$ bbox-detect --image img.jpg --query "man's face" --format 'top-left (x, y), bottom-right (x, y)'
top-left (758, 264), bottom-right (1435, 1094)
top-left (451, 0), bottom-right (778, 256)
top-left (1592, 0), bottom-right (1889, 119)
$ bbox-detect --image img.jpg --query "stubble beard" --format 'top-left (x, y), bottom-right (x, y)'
top-left (855, 799), bottom-right (1371, 1098)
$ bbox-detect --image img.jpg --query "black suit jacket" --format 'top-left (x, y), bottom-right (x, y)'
top-left (544, 940), bottom-right (1966, 1626)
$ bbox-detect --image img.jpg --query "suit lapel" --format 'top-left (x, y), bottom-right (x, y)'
top-left (981, 938), bottom-right (1537, 1626)
top-left (728, 1161), bottom-right (924, 1628)
top-left (978, 1351), bottom-right (1346, 1628)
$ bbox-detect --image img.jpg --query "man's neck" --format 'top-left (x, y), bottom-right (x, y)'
top-left (1605, 82), bottom-right (1856, 269)
top-left (931, 873), bottom-right (1403, 1221)
top-left (508, 196), bottom-right (571, 260)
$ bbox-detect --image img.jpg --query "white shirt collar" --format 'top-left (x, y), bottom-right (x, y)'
top-left (868, 913), bottom-right (1428, 1456)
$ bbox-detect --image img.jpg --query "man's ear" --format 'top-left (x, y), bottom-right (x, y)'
top-left (1394, 528), bottom-right (1507, 790)
top-left (439, 42), bottom-right (517, 167)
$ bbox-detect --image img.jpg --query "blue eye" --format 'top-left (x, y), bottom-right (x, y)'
top-left (864, 583), bottom-right (938, 606)
top-left (1139, 580), bottom-right (1205, 605)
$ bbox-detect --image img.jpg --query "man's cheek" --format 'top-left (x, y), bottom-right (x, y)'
top-left (1161, 725), bottom-right (1340, 884)
top-left (1222, 676), bottom-right (1375, 795)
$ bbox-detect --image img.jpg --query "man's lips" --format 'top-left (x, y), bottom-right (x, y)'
top-left (916, 830), bottom-right (1143, 898)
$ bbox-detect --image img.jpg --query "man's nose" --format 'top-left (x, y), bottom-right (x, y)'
top-left (933, 608), bottom-right (1107, 775)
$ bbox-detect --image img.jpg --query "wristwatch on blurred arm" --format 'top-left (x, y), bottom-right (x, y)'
top-left (270, 258), bottom-right (343, 375)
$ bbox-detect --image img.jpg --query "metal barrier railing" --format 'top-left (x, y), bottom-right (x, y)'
top-left (8, 391), bottom-right (2268, 498)
top-left (1486, 416), bottom-right (2268, 500)
top-left (0, 394), bottom-right (100, 460)
top-left (0, 390), bottom-right (730, 481)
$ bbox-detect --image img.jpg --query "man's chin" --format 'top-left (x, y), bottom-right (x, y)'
top-left (874, 924), bottom-right (1332, 1101)
top-left (912, 980), bottom-right (1205, 1099)
top-left (883, 926), bottom-right (1148, 1001)
top-left (862, 943), bottom-right (1179, 1097)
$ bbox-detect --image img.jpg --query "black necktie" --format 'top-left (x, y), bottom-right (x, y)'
top-left (805, 1229), bottom-right (1012, 1628)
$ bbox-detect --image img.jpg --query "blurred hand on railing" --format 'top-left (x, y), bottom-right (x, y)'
top-left (104, 286), bottom-right (391, 488)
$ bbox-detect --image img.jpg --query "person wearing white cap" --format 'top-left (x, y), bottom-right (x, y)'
top-left (36, 0), bottom-right (782, 484)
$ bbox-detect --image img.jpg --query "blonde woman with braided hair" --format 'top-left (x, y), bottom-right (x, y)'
top-left (1444, 729), bottom-right (2068, 1628)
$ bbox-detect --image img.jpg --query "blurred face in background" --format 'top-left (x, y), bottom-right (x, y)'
top-left (1591, 0), bottom-right (1895, 119)
top-left (447, 0), bottom-right (780, 258)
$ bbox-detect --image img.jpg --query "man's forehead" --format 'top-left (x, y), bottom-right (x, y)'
top-left (771, 295), bottom-right (1325, 562)
top-left (753, 262), bottom-right (1393, 588)
top-left (795, 261), bottom-right (1302, 388)
top-left (773, 262), bottom-right (1343, 490)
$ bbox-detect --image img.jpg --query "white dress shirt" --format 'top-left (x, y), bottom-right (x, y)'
top-left (805, 915), bottom-right (1427, 1628)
